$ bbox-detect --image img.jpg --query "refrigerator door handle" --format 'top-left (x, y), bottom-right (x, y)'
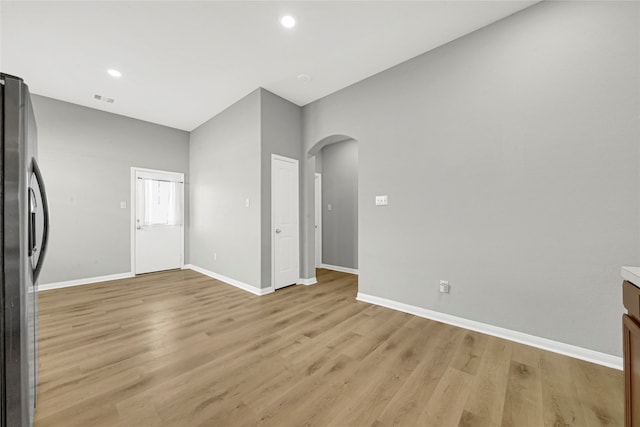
top-left (31, 158), bottom-right (49, 282)
top-left (28, 187), bottom-right (37, 256)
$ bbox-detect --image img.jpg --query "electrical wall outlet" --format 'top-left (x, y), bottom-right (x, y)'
top-left (214, 252), bottom-right (217, 261)
top-left (439, 280), bottom-right (450, 294)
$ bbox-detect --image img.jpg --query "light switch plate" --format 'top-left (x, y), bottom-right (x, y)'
top-left (120, 201), bottom-right (126, 209)
top-left (375, 195), bottom-right (388, 206)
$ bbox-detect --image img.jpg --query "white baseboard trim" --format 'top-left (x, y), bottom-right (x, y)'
top-left (298, 277), bottom-right (317, 286)
top-left (38, 272), bottom-right (135, 292)
top-left (320, 263), bottom-right (359, 275)
top-left (185, 264), bottom-right (273, 296)
top-left (356, 292), bottom-right (622, 370)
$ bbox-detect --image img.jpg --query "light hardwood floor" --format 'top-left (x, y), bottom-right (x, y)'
top-left (35, 268), bottom-right (622, 426)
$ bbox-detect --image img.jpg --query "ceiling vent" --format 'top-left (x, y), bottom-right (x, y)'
top-left (94, 94), bottom-right (115, 104)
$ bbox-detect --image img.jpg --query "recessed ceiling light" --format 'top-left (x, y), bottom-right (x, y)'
top-left (297, 74), bottom-right (312, 83)
top-left (280, 15), bottom-right (296, 29)
top-left (107, 69), bottom-right (122, 78)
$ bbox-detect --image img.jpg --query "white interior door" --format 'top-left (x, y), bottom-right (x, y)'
top-left (272, 155), bottom-right (299, 290)
top-left (133, 168), bottom-right (184, 275)
top-left (315, 173), bottom-right (322, 268)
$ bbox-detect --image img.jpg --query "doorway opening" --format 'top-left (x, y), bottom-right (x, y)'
top-left (310, 136), bottom-right (358, 277)
top-left (131, 167), bottom-right (184, 275)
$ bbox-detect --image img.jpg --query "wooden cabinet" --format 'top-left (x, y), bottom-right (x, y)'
top-left (623, 280), bottom-right (640, 426)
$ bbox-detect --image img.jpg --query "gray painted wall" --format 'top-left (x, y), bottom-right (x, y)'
top-left (189, 90), bottom-right (262, 289)
top-left (302, 1), bottom-right (640, 356)
top-left (315, 153), bottom-right (322, 174)
top-left (320, 140), bottom-right (358, 269)
top-left (260, 89), bottom-right (303, 288)
top-left (32, 95), bottom-right (190, 284)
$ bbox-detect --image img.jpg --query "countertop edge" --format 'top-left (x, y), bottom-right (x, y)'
top-left (622, 266), bottom-right (640, 286)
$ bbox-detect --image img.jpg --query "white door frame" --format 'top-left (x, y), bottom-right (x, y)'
top-left (315, 173), bottom-right (322, 268)
top-left (270, 154), bottom-right (300, 292)
top-left (130, 166), bottom-right (185, 275)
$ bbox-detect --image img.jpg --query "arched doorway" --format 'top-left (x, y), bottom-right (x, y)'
top-left (308, 135), bottom-right (359, 279)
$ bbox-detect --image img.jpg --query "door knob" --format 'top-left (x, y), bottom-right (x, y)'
top-left (275, 229), bottom-right (282, 234)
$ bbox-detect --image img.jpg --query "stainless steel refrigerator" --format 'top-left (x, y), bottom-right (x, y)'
top-left (1, 73), bottom-right (49, 427)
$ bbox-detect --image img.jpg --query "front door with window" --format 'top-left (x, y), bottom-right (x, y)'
top-left (133, 168), bottom-right (184, 274)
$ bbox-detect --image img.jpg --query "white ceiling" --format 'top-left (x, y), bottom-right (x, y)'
top-left (1, 1), bottom-right (537, 131)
